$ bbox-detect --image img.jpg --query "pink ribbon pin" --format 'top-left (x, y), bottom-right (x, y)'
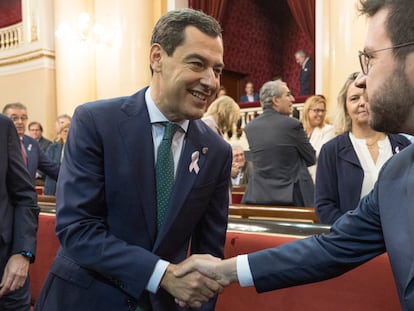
top-left (189, 151), bottom-right (200, 174)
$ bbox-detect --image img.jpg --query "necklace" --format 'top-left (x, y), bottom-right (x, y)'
top-left (365, 134), bottom-right (382, 148)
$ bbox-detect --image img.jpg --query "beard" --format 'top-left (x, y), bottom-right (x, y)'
top-left (368, 63), bottom-right (414, 134)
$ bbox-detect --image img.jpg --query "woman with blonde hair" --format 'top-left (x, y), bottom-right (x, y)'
top-left (301, 95), bottom-right (335, 181)
top-left (202, 95), bottom-right (240, 137)
top-left (315, 72), bottom-right (411, 224)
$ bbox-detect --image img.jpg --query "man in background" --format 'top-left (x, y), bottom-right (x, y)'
top-left (28, 121), bottom-right (52, 152)
top-left (231, 145), bottom-right (252, 186)
top-left (295, 49), bottom-right (312, 96)
top-left (239, 82), bottom-right (259, 103)
top-left (3, 103), bottom-right (59, 185)
top-left (242, 80), bottom-right (315, 207)
top-left (0, 114), bottom-right (38, 311)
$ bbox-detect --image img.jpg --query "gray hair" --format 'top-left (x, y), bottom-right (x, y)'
top-left (295, 49), bottom-right (307, 57)
top-left (259, 80), bottom-right (287, 109)
top-left (3, 102), bottom-right (27, 114)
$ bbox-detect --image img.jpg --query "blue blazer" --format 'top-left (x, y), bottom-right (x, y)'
top-left (315, 132), bottom-right (411, 224)
top-left (34, 87), bottom-right (231, 311)
top-left (43, 143), bottom-right (64, 195)
top-left (247, 143), bottom-right (414, 310)
top-left (239, 93), bottom-right (259, 103)
top-left (0, 115), bottom-right (38, 268)
top-left (22, 135), bottom-right (59, 184)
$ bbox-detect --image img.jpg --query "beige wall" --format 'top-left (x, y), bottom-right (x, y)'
top-left (316, 0), bottom-right (368, 115)
top-left (0, 67), bottom-right (57, 139)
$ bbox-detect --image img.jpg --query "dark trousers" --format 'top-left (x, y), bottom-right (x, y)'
top-left (0, 277), bottom-right (31, 311)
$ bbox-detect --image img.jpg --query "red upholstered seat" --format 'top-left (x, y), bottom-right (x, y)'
top-left (29, 215), bottom-right (400, 310)
top-left (29, 213), bottom-right (60, 305)
top-left (216, 231), bottom-right (400, 311)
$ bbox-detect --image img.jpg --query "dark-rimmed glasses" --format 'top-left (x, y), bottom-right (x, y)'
top-left (358, 41), bottom-right (414, 75)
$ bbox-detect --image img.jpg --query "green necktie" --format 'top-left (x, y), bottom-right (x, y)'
top-left (156, 122), bottom-right (179, 231)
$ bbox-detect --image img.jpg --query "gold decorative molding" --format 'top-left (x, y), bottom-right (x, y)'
top-left (0, 48), bottom-right (55, 67)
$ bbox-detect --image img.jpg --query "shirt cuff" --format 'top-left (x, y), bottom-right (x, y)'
top-left (236, 254), bottom-right (254, 287)
top-left (146, 259), bottom-right (170, 293)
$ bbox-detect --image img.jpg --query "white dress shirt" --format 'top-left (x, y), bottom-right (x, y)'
top-left (144, 87), bottom-right (189, 293)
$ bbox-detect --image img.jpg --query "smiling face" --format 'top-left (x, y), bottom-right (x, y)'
top-left (273, 85), bottom-right (295, 116)
top-left (355, 8), bottom-right (414, 134)
top-left (150, 26), bottom-right (224, 122)
top-left (308, 102), bottom-right (326, 128)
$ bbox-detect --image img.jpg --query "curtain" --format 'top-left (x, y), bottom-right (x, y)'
top-left (287, 0), bottom-right (315, 44)
top-left (189, 0), bottom-right (229, 24)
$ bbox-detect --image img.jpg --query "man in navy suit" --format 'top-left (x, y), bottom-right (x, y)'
top-left (0, 114), bottom-right (38, 311)
top-left (3, 103), bottom-right (59, 185)
top-left (239, 82), bottom-right (259, 103)
top-left (295, 49), bottom-right (312, 96)
top-left (175, 1), bottom-right (414, 309)
top-left (34, 8), bottom-right (231, 311)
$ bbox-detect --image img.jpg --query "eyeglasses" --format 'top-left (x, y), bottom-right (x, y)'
top-left (310, 108), bottom-right (326, 114)
top-left (10, 115), bottom-right (28, 122)
top-left (358, 41), bottom-right (414, 75)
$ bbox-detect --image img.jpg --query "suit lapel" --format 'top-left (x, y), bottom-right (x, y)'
top-left (338, 133), bottom-right (361, 167)
top-left (118, 90), bottom-right (157, 244)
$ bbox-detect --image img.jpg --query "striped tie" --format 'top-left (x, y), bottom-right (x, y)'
top-left (20, 140), bottom-right (28, 166)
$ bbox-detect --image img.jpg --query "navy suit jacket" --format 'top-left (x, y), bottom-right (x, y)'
top-left (315, 132), bottom-right (411, 224)
top-left (239, 93), bottom-right (259, 103)
top-left (43, 143), bottom-right (64, 195)
top-left (247, 143), bottom-right (414, 310)
top-left (22, 135), bottom-right (59, 184)
top-left (0, 115), bottom-right (38, 274)
top-left (35, 87), bottom-right (231, 311)
top-left (299, 58), bottom-right (312, 96)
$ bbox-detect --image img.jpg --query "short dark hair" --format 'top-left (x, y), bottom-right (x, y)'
top-left (359, 0), bottom-right (414, 60)
top-left (151, 8), bottom-right (222, 57)
top-left (28, 121), bottom-right (43, 132)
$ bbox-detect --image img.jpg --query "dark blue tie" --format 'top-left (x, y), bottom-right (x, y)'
top-left (156, 122), bottom-right (179, 231)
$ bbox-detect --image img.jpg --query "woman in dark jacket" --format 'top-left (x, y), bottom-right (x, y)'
top-left (315, 72), bottom-right (411, 224)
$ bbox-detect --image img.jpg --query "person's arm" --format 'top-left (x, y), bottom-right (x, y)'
top-left (292, 122), bottom-right (316, 166)
top-left (176, 188), bottom-right (386, 294)
top-left (38, 143), bottom-right (60, 180)
top-left (0, 120), bottom-right (38, 297)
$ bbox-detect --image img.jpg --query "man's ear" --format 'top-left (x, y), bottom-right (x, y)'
top-left (150, 44), bottom-right (163, 73)
top-left (271, 96), bottom-right (279, 109)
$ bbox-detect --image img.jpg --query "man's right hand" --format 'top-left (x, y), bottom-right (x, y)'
top-left (160, 255), bottom-right (225, 308)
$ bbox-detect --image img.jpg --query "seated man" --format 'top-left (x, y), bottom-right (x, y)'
top-left (231, 145), bottom-right (252, 186)
top-left (239, 82), bottom-right (260, 103)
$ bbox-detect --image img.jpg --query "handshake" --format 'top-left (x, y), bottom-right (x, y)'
top-left (160, 255), bottom-right (238, 308)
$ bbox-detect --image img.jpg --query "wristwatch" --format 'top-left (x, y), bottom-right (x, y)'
top-left (20, 250), bottom-right (35, 263)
